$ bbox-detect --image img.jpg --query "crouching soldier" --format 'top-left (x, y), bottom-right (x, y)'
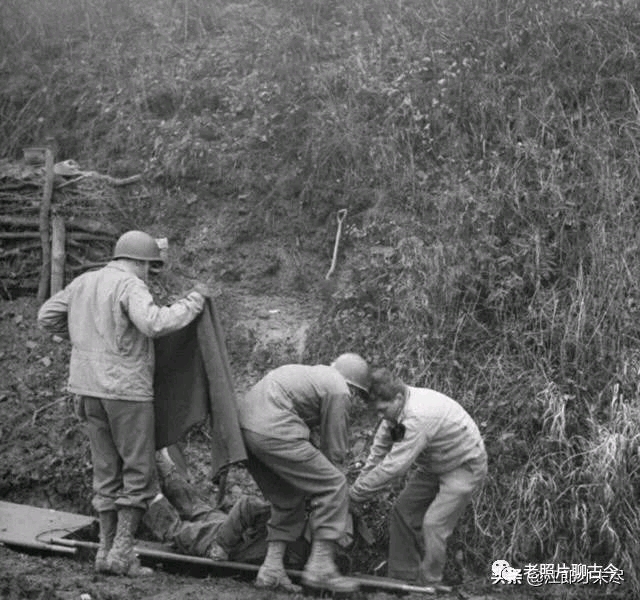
top-left (350, 368), bottom-right (487, 592)
top-left (237, 353), bottom-right (371, 594)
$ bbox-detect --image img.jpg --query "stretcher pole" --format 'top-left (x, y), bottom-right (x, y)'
top-left (48, 537), bottom-right (438, 594)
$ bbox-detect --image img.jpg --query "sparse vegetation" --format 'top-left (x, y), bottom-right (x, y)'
top-left (2, 0), bottom-right (640, 598)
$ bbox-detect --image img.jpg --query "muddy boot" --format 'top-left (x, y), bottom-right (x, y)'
top-left (144, 494), bottom-right (182, 544)
top-left (157, 450), bottom-right (213, 521)
top-left (106, 507), bottom-right (153, 576)
top-left (302, 539), bottom-right (360, 594)
top-left (207, 541), bottom-right (229, 561)
top-left (255, 541), bottom-right (301, 593)
top-left (95, 510), bottom-right (117, 573)
top-left (416, 560), bottom-right (451, 593)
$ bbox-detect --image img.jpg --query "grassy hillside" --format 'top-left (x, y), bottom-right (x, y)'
top-left (2, 0), bottom-right (640, 597)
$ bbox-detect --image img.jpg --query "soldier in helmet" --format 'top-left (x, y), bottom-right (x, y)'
top-left (236, 353), bottom-right (371, 594)
top-left (37, 230), bottom-right (208, 578)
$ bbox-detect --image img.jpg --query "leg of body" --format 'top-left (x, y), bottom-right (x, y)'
top-left (156, 448), bottom-right (216, 521)
top-left (215, 496), bottom-right (270, 555)
top-left (144, 492), bottom-right (242, 559)
top-left (144, 494), bottom-right (183, 545)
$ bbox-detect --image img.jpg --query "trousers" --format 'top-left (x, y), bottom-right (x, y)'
top-left (149, 456), bottom-right (273, 561)
top-left (83, 396), bottom-right (157, 512)
top-left (388, 454), bottom-right (488, 583)
top-left (144, 493), bottom-right (271, 560)
top-left (241, 430), bottom-right (349, 543)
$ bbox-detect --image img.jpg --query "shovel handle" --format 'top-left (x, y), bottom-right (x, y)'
top-left (325, 209), bottom-right (348, 280)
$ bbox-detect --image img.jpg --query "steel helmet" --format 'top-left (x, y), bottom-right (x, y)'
top-left (113, 230), bottom-right (163, 263)
top-left (331, 353), bottom-right (370, 393)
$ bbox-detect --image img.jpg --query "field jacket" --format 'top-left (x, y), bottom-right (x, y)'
top-left (350, 386), bottom-right (486, 502)
top-left (37, 261), bottom-right (204, 401)
top-left (237, 364), bottom-right (352, 468)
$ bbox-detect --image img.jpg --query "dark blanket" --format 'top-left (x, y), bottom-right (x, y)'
top-left (153, 298), bottom-right (247, 478)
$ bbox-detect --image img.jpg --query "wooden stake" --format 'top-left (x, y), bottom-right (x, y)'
top-left (36, 148), bottom-right (55, 304)
top-left (50, 215), bottom-right (66, 294)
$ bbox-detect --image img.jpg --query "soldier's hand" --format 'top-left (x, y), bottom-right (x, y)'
top-left (191, 282), bottom-right (211, 297)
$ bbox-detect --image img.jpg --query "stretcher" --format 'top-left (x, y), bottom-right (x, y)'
top-left (0, 500), bottom-right (439, 595)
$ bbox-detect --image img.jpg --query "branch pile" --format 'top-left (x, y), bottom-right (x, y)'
top-left (0, 151), bottom-right (144, 300)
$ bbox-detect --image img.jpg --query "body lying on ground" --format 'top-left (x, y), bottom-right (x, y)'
top-left (144, 447), bottom-right (310, 566)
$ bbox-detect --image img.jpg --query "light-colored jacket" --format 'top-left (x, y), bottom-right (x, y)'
top-left (37, 261), bottom-right (204, 402)
top-left (350, 386), bottom-right (486, 502)
top-left (237, 364), bottom-right (352, 467)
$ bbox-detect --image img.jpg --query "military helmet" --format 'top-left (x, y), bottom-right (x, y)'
top-left (331, 353), bottom-right (370, 393)
top-left (113, 230), bottom-right (163, 263)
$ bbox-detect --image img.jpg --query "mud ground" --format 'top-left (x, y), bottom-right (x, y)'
top-left (0, 542), bottom-right (512, 600)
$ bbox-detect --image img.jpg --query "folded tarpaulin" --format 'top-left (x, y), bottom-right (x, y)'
top-left (153, 298), bottom-right (247, 478)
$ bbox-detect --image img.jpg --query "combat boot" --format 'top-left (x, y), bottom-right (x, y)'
top-left (144, 494), bottom-right (182, 544)
top-left (207, 541), bottom-right (229, 561)
top-left (255, 540), bottom-right (301, 592)
top-left (95, 510), bottom-right (117, 573)
top-left (106, 507), bottom-right (153, 576)
top-left (302, 539), bottom-right (360, 593)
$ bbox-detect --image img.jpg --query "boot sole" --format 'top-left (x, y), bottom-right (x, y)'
top-left (255, 573), bottom-right (301, 593)
top-left (301, 584), bottom-right (360, 598)
top-left (301, 576), bottom-right (360, 596)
